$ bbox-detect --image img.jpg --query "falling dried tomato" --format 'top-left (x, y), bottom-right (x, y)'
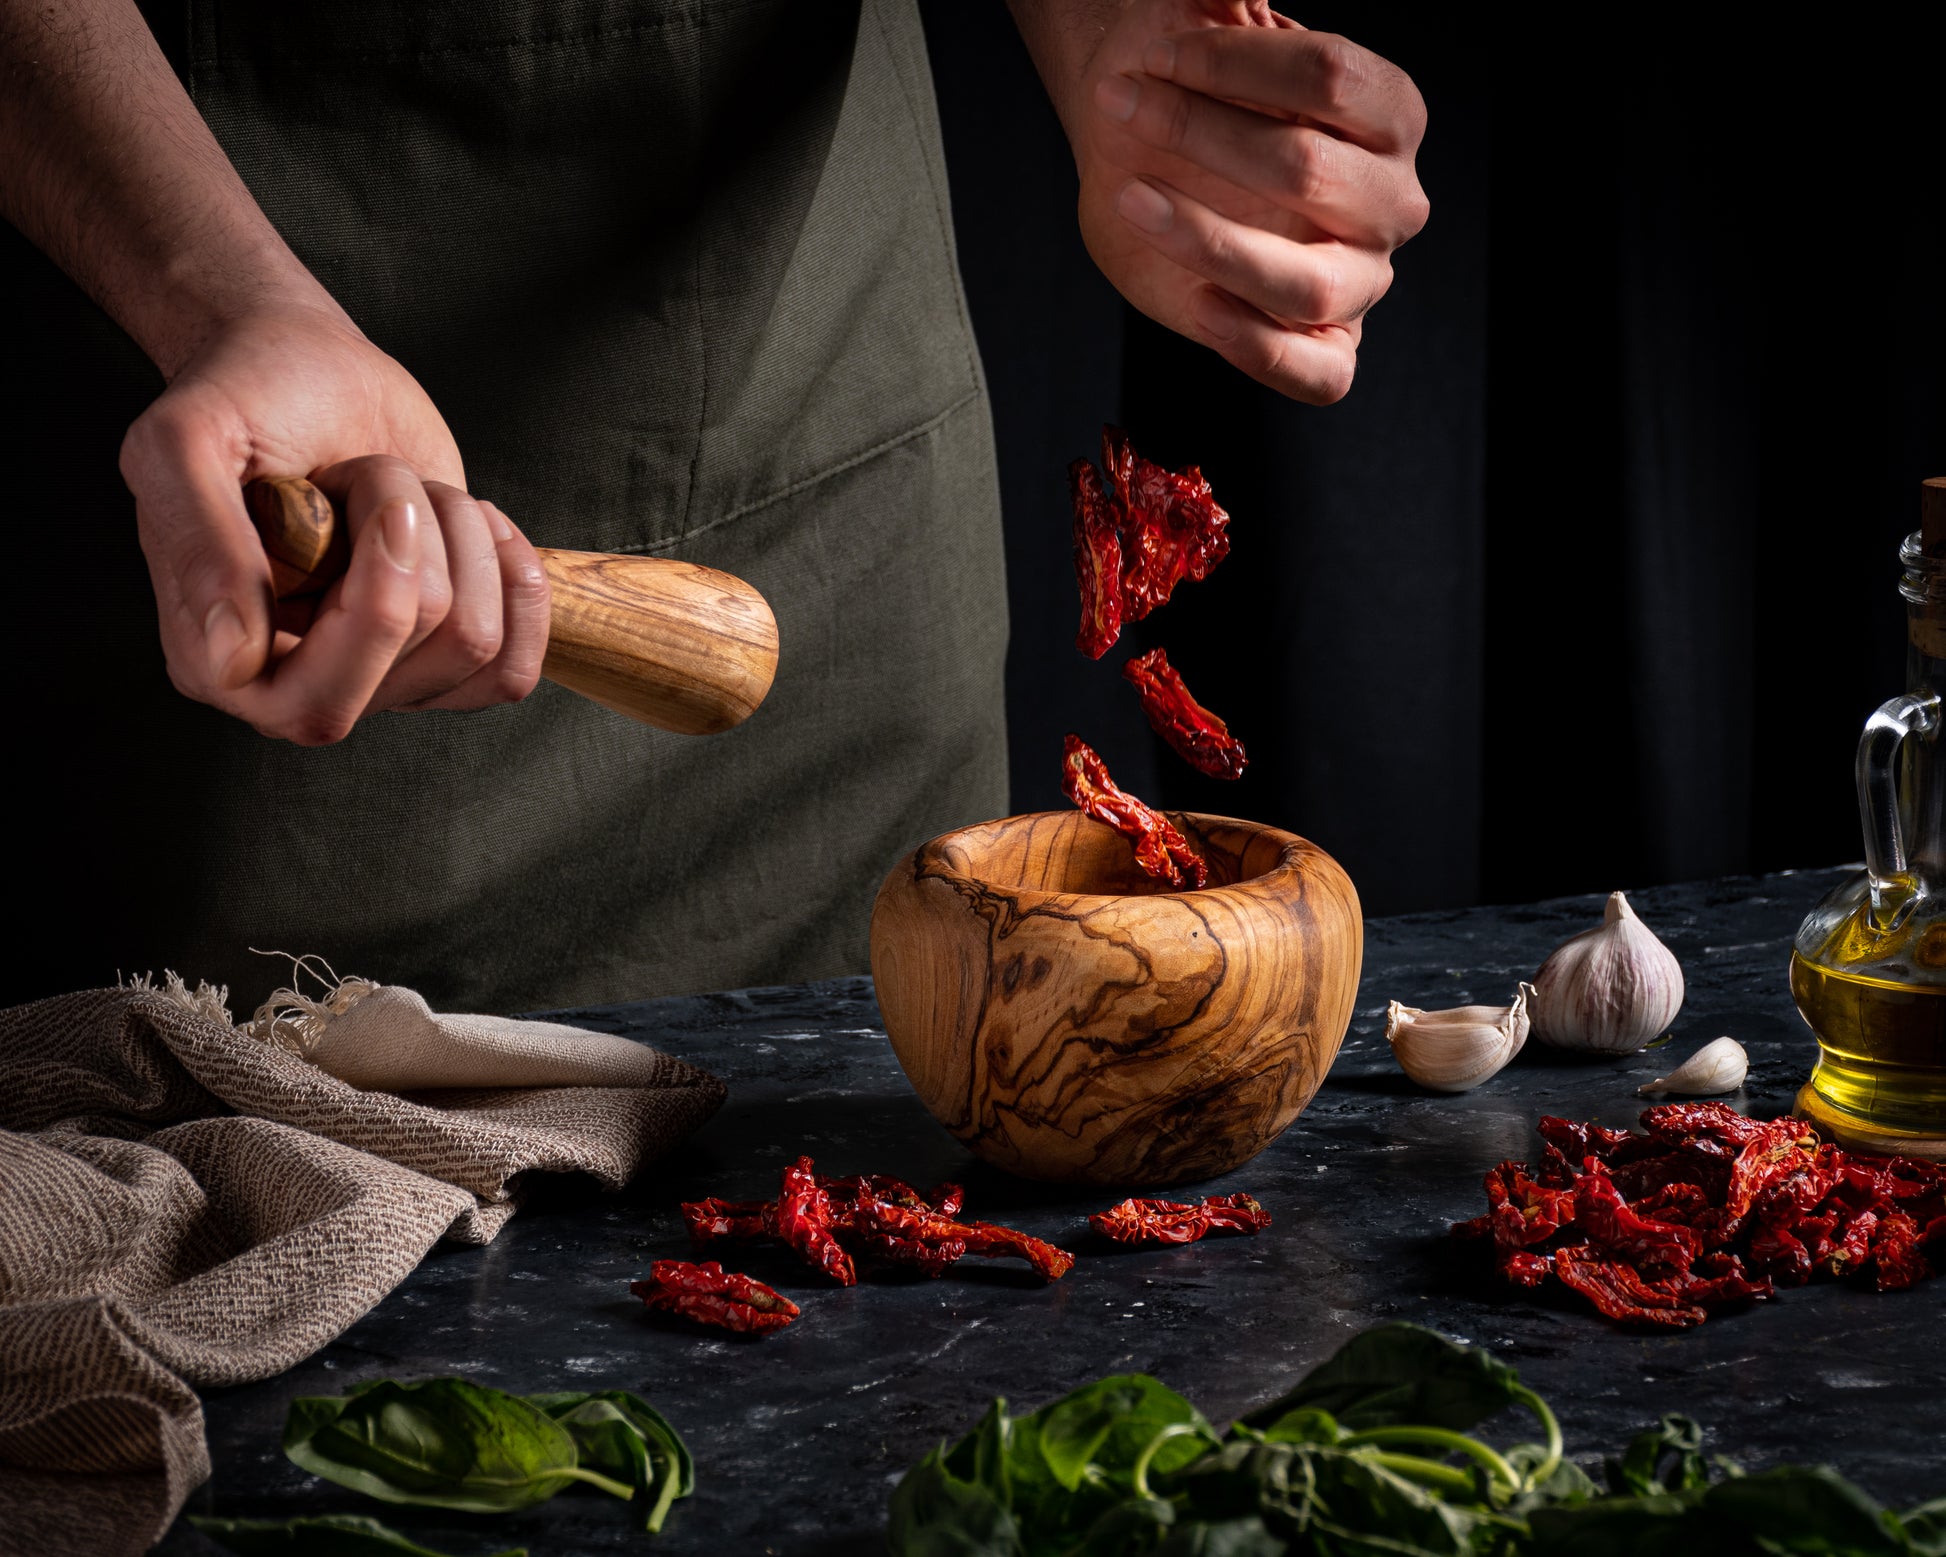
top-left (631, 1260), bottom-right (800, 1335)
top-left (1457, 1105), bottom-right (1938, 1327)
top-left (777, 1155), bottom-right (857, 1287)
top-left (1120, 648), bottom-right (1247, 781)
top-left (1072, 459), bottom-right (1125, 660)
top-left (1101, 426), bottom-right (1230, 620)
top-left (1067, 426), bottom-right (1231, 658)
top-left (1061, 734), bottom-right (1208, 889)
top-left (1089, 1192), bottom-right (1271, 1245)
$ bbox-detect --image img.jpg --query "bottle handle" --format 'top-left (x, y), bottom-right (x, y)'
top-left (1857, 690), bottom-right (1942, 925)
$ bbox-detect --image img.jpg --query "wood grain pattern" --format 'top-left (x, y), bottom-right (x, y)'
top-left (537, 549), bottom-right (777, 735)
top-left (869, 809), bottom-right (1363, 1186)
top-left (241, 478), bottom-right (779, 735)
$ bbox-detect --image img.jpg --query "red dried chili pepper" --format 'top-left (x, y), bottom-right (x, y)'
top-left (1121, 649), bottom-right (1247, 781)
top-left (1088, 1192), bottom-right (1270, 1245)
top-left (1061, 734), bottom-right (1208, 890)
top-left (1072, 458), bottom-right (1126, 660)
top-left (630, 1260), bottom-right (800, 1335)
top-left (777, 1155), bottom-right (857, 1287)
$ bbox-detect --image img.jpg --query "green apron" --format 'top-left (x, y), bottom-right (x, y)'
top-left (1, 0), bottom-right (1008, 1011)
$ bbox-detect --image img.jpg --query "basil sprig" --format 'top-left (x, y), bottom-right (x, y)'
top-left (889, 1322), bottom-right (1946, 1557)
top-left (280, 1378), bottom-right (691, 1532)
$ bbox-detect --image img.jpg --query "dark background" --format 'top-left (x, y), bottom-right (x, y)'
top-left (919, 3), bottom-right (1946, 916)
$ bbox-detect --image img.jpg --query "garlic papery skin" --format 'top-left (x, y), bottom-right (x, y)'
top-left (1386, 983), bottom-right (1535, 1093)
top-left (1530, 891), bottom-right (1684, 1054)
top-left (1638, 1036), bottom-right (1748, 1097)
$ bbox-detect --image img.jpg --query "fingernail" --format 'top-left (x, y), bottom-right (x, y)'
top-left (1193, 288), bottom-right (1241, 341)
top-left (1117, 179), bottom-right (1175, 235)
top-left (378, 499), bottom-right (419, 570)
top-left (203, 600), bottom-right (248, 683)
top-left (1143, 38), bottom-right (1178, 78)
top-left (483, 502), bottom-right (514, 543)
top-left (1095, 74), bottom-right (1139, 123)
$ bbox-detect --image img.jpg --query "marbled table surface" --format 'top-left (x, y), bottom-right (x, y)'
top-left (160, 867), bottom-right (1946, 1555)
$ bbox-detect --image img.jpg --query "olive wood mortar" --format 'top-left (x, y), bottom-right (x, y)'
top-left (869, 810), bottom-right (1363, 1186)
top-left (244, 476), bottom-right (779, 735)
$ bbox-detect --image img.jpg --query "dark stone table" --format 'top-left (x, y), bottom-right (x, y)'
top-left (160, 868), bottom-right (1946, 1555)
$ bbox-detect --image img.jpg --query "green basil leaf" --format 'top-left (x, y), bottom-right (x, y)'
top-left (1249, 1406), bottom-right (1340, 1447)
top-left (283, 1378), bottom-right (633, 1513)
top-left (1902, 1497), bottom-right (1946, 1557)
top-left (189, 1513), bottom-right (523, 1557)
top-left (1150, 1516), bottom-right (1286, 1557)
top-left (526, 1390), bottom-right (694, 1532)
top-left (1239, 1323), bottom-right (1525, 1435)
top-left (1029, 1377), bottom-right (1210, 1492)
top-left (1701, 1466), bottom-right (1909, 1555)
top-left (1065, 1495), bottom-right (1177, 1556)
top-left (1606, 1415), bottom-right (1709, 1497)
top-left (886, 1443), bottom-right (1024, 1557)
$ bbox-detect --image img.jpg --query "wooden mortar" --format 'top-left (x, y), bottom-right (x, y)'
top-left (869, 810), bottom-right (1362, 1186)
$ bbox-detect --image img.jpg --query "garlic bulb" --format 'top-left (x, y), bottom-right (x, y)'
top-left (1386, 983), bottom-right (1535, 1093)
top-left (1530, 891), bottom-right (1684, 1053)
top-left (1638, 1036), bottom-right (1748, 1097)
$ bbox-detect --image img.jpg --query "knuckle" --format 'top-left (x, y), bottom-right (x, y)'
top-left (488, 660), bottom-right (543, 705)
top-left (1400, 183), bottom-right (1432, 241)
top-left (1157, 88), bottom-right (1194, 154)
top-left (1309, 36), bottom-right (1366, 115)
top-left (1282, 131), bottom-right (1330, 206)
top-left (447, 614), bottom-right (504, 671)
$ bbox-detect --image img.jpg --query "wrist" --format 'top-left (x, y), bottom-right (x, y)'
top-left (139, 234), bottom-right (347, 382)
top-left (1008, 0), bottom-right (1124, 152)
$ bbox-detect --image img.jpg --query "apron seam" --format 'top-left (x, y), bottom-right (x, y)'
top-left (612, 384), bottom-right (981, 557)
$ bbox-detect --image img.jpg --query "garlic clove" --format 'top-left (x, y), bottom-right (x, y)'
top-left (1637, 1036), bottom-right (1748, 1097)
top-left (1530, 891), bottom-right (1685, 1054)
top-left (1386, 983), bottom-right (1535, 1093)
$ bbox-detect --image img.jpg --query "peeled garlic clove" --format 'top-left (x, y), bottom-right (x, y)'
top-left (1530, 891), bottom-right (1684, 1054)
top-left (1638, 1036), bottom-right (1748, 1097)
top-left (1386, 983), bottom-right (1535, 1093)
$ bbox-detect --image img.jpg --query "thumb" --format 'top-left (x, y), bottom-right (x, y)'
top-left (121, 399), bottom-right (277, 695)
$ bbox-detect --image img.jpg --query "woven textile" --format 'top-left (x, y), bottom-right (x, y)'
top-left (0, 986), bottom-right (725, 1553)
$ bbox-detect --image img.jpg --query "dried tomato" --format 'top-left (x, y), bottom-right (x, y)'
top-left (845, 1193), bottom-right (1076, 1281)
top-left (631, 1260), bottom-right (800, 1334)
top-left (1061, 734), bottom-right (1208, 889)
top-left (1457, 1107), bottom-right (1938, 1328)
top-left (680, 1196), bottom-right (774, 1244)
top-left (777, 1155), bottom-right (857, 1287)
top-left (1071, 459), bottom-right (1125, 660)
top-left (1089, 1192), bottom-right (1270, 1245)
top-left (1120, 648), bottom-right (1247, 781)
top-left (1067, 426), bottom-right (1231, 658)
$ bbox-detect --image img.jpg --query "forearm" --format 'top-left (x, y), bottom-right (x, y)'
top-left (0, 0), bottom-right (337, 378)
top-left (1006, 0), bottom-right (1123, 145)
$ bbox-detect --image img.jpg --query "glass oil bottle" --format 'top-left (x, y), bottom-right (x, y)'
top-left (1792, 478), bottom-right (1946, 1156)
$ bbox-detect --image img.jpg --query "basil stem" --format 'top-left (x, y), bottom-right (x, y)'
top-left (1339, 1425), bottom-right (1521, 1492)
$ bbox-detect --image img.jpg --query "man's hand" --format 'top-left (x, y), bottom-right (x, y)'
top-left (1014, 1), bottom-right (1429, 405)
top-left (121, 306), bottom-right (550, 745)
top-left (3, 0), bottom-right (547, 745)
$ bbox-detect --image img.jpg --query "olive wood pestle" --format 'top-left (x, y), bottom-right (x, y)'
top-left (243, 476), bottom-right (779, 735)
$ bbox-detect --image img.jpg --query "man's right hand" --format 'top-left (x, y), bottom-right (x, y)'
top-left (119, 305), bottom-right (551, 746)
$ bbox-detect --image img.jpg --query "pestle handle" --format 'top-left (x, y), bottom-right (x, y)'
top-left (242, 477), bottom-right (779, 736)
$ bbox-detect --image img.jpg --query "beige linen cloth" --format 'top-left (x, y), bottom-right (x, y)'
top-left (0, 970), bottom-right (726, 1555)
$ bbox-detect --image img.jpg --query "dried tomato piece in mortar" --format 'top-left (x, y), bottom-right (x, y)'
top-left (631, 1260), bottom-right (800, 1335)
top-left (1061, 734), bottom-right (1208, 890)
top-left (1089, 1192), bottom-right (1270, 1245)
top-left (1072, 458), bottom-right (1126, 660)
top-left (1121, 648), bottom-right (1248, 781)
top-left (777, 1155), bottom-right (857, 1287)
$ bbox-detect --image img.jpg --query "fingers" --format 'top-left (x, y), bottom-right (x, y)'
top-left (1093, 71), bottom-right (1428, 248)
top-left (310, 455), bottom-right (452, 660)
top-left (1180, 286), bottom-right (1360, 406)
top-left (1112, 175), bottom-right (1392, 331)
top-left (1143, 28), bottom-right (1427, 156)
top-left (365, 480), bottom-right (505, 709)
top-left (121, 393), bottom-right (278, 699)
top-left (409, 500), bottom-right (552, 711)
top-left (231, 492), bottom-right (426, 744)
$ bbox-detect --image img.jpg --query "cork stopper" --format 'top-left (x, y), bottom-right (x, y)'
top-left (1925, 477), bottom-right (1946, 556)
